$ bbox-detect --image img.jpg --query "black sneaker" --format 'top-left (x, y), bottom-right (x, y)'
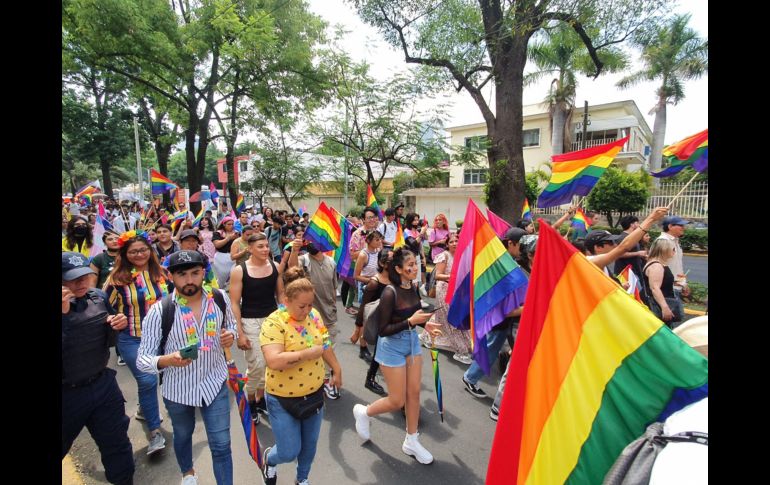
top-left (256, 397), bottom-right (268, 416)
top-left (323, 380), bottom-right (340, 400)
top-left (261, 446), bottom-right (276, 485)
top-left (462, 377), bottom-right (487, 398)
top-left (364, 376), bottom-right (386, 396)
top-left (359, 347), bottom-right (373, 363)
top-left (249, 400), bottom-right (260, 424)
top-left (490, 406), bottom-right (499, 421)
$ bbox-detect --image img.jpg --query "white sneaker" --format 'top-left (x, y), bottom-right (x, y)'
top-left (353, 404), bottom-right (370, 441)
top-left (402, 432), bottom-right (434, 464)
top-left (147, 430), bottom-right (166, 455)
top-left (452, 353), bottom-right (473, 365)
top-left (181, 474), bottom-right (198, 485)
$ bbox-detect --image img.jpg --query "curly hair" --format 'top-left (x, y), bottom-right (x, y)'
top-left (107, 236), bottom-right (166, 286)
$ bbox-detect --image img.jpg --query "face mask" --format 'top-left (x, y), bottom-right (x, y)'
top-left (74, 226), bottom-right (88, 237)
top-left (306, 243), bottom-right (319, 255)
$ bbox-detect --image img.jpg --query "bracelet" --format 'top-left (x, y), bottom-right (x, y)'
top-left (639, 226), bottom-right (649, 233)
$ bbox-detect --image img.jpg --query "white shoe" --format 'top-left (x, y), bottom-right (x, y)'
top-left (452, 353), bottom-right (473, 365)
top-left (353, 404), bottom-right (371, 441)
top-left (402, 432), bottom-right (434, 464)
top-left (181, 474), bottom-right (198, 485)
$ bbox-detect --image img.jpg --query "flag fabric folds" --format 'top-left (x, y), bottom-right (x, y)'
top-left (209, 183), bottom-right (220, 203)
top-left (366, 184), bottom-right (383, 219)
top-left (445, 199), bottom-right (529, 373)
top-left (430, 348), bottom-right (444, 422)
top-left (329, 206), bottom-right (355, 282)
top-left (652, 129), bottom-right (708, 178)
top-left (304, 201), bottom-right (343, 252)
top-left (486, 220), bottom-right (708, 485)
top-left (91, 201), bottom-right (108, 256)
top-left (393, 220), bottom-right (405, 249)
top-left (150, 169), bottom-right (177, 195)
top-left (521, 198), bottom-right (532, 220)
top-left (191, 207), bottom-right (205, 228)
top-left (485, 208), bottom-right (512, 238)
top-left (617, 264), bottom-right (643, 303)
top-left (537, 136), bottom-right (629, 208)
top-left (75, 180), bottom-right (101, 198)
top-left (236, 194), bottom-right (245, 214)
top-left (571, 207), bottom-right (592, 232)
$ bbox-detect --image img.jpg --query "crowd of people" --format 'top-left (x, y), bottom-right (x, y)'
top-left (62, 195), bottom-right (696, 485)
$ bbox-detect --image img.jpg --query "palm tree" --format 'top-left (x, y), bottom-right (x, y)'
top-left (617, 14), bottom-right (708, 172)
top-left (526, 24), bottom-right (627, 155)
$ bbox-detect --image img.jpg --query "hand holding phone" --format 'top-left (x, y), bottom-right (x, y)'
top-left (179, 343), bottom-right (199, 360)
top-left (421, 302), bottom-right (436, 313)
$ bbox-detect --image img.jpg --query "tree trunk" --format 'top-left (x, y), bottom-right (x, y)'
top-left (156, 142), bottom-right (172, 207)
top-left (99, 155), bottom-right (114, 199)
top-left (225, 70), bottom-right (240, 212)
top-left (551, 102), bottom-right (567, 156)
top-left (486, 43), bottom-right (528, 226)
top-left (184, 101), bottom-right (200, 213)
top-left (649, 93), bottom-right (667, 173)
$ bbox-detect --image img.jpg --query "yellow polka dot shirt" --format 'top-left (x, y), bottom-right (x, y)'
top-left (259, 309), bottom-right (325, 397)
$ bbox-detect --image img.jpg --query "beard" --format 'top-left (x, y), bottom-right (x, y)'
top-left (179, 284), bottom-right (202, 297)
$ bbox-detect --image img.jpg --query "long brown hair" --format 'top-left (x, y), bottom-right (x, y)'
top-left (65, 216), bottom-right (93, 249)
top-left (106, 236), bottom-right (166, 286)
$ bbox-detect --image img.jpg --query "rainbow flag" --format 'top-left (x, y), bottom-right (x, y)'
top-left (366, 184), bottom-right (383, 219)
top-left (486, 220), bottom-right (708, 485)
top-left (191, 206), bottom-right (205, 228)
top-left (617, 264), bottom-right (643, 303)
top-left (80, 194), bottom-right (93, 206)
top-left (445, 199), bottom-right (529, 372)
top-left (521, 198), bottom-right (531, 220)
top-left (329, 206), bottom-right (355, 281)
top-left (74, 180), bottom-right (101, 198)
top-left (304, 201), bottom-right (343, 252)
top-left (151, 169), bottom-right (177, 195)
top-left (652, 129), bottom-right (708, 177)
top-left (393, 219), bottom-right (405, 248)
top-left (235, 194), bottom-right (245, 214)
top-left (485, 208), bottom-right (512, 239)
top-left (571, 207), bottom-right (592, 231)
top-left (169, 209), bottom-right (188, 231)
top-left (537, 136), bottom-right (629, 208)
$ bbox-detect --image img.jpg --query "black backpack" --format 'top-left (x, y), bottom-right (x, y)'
top-left (158, 289), bottom-right (227, 356)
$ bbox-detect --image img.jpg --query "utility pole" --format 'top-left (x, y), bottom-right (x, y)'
top-left (582, 100), bottom-right (589, 150)
top-left (133, 116), bottom-right (143, 203)
top-left (343, 105), bottom-right (349, 215)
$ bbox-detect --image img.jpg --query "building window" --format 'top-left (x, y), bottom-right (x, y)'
top-left (239, 161), bottom-right (248, 173)
top-left (523, 128), bottom-right (540, 148)
top-left (464, 135), bottom-right (488, 150)
top-left (464, 168), bottom-right (488, 185)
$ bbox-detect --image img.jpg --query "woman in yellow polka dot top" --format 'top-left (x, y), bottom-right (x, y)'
top-left (259, 267), bottom-right (342, 485)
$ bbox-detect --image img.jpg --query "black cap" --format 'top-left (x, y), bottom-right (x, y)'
top-left (179, 229), bottom-right (200, 242)
top-left (502, 227), bottom-right (528, 244)
top-left (585, 230), bottom-right (621, 249)
top-left (167, 250), bottom-right (206, 272)
top-left (62, 252), bottom-right (96, 281)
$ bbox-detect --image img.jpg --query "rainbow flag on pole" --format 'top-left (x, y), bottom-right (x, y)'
top-left (191, 206), bottom-right (205, 228)
top-left (521, 198), bottom-right (532, 220)
top-left (571, 207), bottom-right (592, 231)
top-left (150, 169), bottom-right (178, 195)
top-left (329, 206), bottom-right (355, 281)
top-left (235, 194), bottom-right (245, 214)
top-left (445, 199), bottom-right (529, 373)
top-left (366, 184), bottom-right (383, 219)
top-left (537, 137), bottom-right (629, 208)
top-left (486, 220), bottom-right (708, 485)
top-left (652, 129), bottom-right (709, 177)
top-left (617, 264), bottom-right (643, 303)
top-left (485, 208), bottom-right (512, 239)
top-left (304, 202), bottom-right (343, 252)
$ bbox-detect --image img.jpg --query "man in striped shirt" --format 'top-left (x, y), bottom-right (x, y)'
top-left (137, 250), bottom-right (238, 485)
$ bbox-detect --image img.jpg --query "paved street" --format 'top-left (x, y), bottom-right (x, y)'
top-left (683, 255), bottom-right (708, 286)
top-left (68, 297), bottom-right (502, 485)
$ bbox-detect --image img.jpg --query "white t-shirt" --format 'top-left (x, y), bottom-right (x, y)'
top-left (378, 220), bottom-right (398, 245)
top-left (649, 398), bottom-right (708, 485)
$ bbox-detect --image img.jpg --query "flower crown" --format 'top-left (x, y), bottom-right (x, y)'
top-left (117, 229), bottom-right (151, 248)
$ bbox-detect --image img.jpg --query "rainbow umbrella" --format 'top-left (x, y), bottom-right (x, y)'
top-left (429, 346), bottom-right (444, 422)
top-left (224, 347), bottom-right (262, 467)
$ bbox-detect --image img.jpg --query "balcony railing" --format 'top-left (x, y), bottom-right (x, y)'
top-left (571, 137), bottom-right (622, 151)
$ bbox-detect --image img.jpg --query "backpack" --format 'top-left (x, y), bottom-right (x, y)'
top-left (159, 289), bottom-right (227, 356)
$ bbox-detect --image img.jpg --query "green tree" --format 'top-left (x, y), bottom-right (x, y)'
top-left (586, 167), bottom-right (650, 227)
top-left (617, 14), bottom-right (708, 172)
top-left (351, 0), bottom-right (670, 224)
top-left (527, 24), bottom-right (627, 155)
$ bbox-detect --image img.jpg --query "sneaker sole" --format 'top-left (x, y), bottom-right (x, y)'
top-left (146, 443), bottom-right (166, 455)
top-left (402, 446), bottom-right (434, 464)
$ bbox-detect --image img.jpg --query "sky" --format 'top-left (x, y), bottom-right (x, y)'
top-left (306, 0), bottom-right (708, 145)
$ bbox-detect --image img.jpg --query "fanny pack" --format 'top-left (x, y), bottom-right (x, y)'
top-left (275, 386), bottom-right (324, 420)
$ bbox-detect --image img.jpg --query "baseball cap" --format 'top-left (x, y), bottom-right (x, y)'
top-left (663, 216), bottom-right (690, 226)
top-left (585, 230), bottom-right (621, 248)
top-left (167, 250), bottom-right (206, 272)
top-left (502, 227), bottom-right (528, 244)
top-left (62, 252), bottom-right (96, 281)
top-left (179, 229), bottom-right (200, 242)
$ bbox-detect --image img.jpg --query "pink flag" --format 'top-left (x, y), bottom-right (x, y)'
top-left (485, 208), bottom-right (512, 238)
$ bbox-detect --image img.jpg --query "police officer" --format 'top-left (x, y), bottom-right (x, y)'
top-left (62, 252), bottom-right (134, 485)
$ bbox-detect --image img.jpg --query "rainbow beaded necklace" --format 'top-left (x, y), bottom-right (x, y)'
top-left (276, 304), bottom-right (331, 350)
top-left (130, 268), bottom-right (169, 312)
top-left (176, 289), bottom-right (218, 351)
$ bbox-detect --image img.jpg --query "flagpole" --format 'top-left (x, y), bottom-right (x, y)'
top-left (666, 171), bottom-right (700, 210)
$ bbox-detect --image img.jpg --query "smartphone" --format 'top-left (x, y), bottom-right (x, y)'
top-left (179, 344), bottom-right (199, 360)
top-left (421, 302), bottom-right (436, 313)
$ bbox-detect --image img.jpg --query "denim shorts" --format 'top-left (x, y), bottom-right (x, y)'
top-left (375, 329), bottom-right (422, 367)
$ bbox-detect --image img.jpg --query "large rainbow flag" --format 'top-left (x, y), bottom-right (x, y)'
top-left (150, 169), bottom-right (178, 195)
top-left (304, 201), bottom-right (343, 252)
top-left (486, 208), bottom-right (512, 238)
top-left (652, 129), bottom-right (708, 178)
top-left (445, 199), bottom-right (529, 372)
top-left (537, 136), bottom-right (629, 208)
top-left (366, 184), bottom-right (383, 219)
top-left (486, 220), bottom-right (708, 485)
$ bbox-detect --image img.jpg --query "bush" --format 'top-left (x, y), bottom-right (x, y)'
top-left (680, 228), bottom-right (708, 251)
top-left (686, 281), bottom-right (708, 304)
top-left (590, 225), bottom-right (623, 235)
top-left (455, 219), bottom-right (464, 230)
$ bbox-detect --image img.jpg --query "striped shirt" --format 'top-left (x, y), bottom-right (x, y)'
top-left (136, 289), bottom-right (238, 407)
top-left (105, 272), bottom-right (170, 336)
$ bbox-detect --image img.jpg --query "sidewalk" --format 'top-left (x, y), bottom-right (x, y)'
top-left (62, 455), bottom-right (85, 485)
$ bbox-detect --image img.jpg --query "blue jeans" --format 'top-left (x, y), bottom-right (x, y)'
top-left (164, 383), bottom-right (232, 485)
top-left (265, 392), bottom-right (324, 482)
top-left (117, 331), bottom-right (161, 430)
top-left (464, 327), bottom-right (509, 384)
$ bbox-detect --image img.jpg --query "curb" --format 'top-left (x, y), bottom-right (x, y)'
top-left (683, 252), bottom-right (708, 257)
top-left (62, 455), bottom-right (86, 485)
top-left (684, 308), bottom-right (706, 316)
